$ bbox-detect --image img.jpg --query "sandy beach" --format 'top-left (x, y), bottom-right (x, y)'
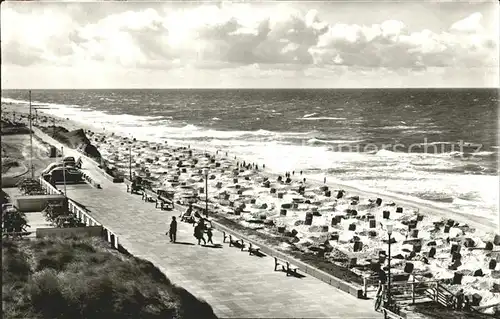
top-left (2, 102), bottom-right (500, 312)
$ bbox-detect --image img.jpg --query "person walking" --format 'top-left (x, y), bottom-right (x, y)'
top-left (206, 227), bottom-right (214, 245)
top-left (455, 289), bottom-right (465, 310)
top-left (168, 216), bottom-right (177, 243)
top-left (194, 220), bottom-right (206, 245)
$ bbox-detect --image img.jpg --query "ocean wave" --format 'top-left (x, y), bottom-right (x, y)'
top-left (2, 97), bottom-right (29, 104)
top-left (297, 117), bottom-right (346, 121)
top-left (473, 151), bottom-right (496, 156)
top-left (307, 138), bottom-right (364, 145)
top-left (378, 125), bottom-right (419, 130)
top-left (415, 141), bottom-right (454, 146)
top-left (212, 117), bottom-right (221, 120)
top-left (414, 191), bottom-right (455, 203)
top-left (1, 97), bottom-right (80, 109)
top-left (416, 163), bottom-right (487, 174)
top-left (303, 112), bottom-right (317, 118)
top-left (180, 124), bottom-right (199, 131)
top-left (372, 149), bottom-right (406, 158)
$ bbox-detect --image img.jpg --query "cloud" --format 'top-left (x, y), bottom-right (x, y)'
top-left (1, 3), bottom-right (498, 76)
top-left (450, 12), bottom-right (484, 33)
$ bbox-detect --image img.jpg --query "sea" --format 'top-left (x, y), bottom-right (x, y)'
top-left (2, 89), bottom-right (499, 223)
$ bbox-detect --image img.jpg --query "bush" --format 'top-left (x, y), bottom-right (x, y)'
top-left (2, 209), bottom-right (29, 236)
top-left (2, 237), bottom-right (217, 319)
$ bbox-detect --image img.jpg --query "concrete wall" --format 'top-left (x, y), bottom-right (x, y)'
top-left (14, 194), bottom-right (66, 212)
top-left (36, 226), bottom-right (103, 238)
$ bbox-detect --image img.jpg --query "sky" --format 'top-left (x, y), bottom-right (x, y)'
top-left (1, 1), bottom-right (499, 89)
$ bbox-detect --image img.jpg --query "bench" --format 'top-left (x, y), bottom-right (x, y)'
top-left (274, 257), bottom-right (299, 276)
top-left (156, 198), bottom-right (174, 210)
top-left (222, 231), bottom-right (230, 243)
top-left (248, 243), bottom-right (261, 256)
top-left (229, 235), bottom-right (245, 250)
top-left (126, 184), bottom-right (142, 194)
top-left (142, 194), bottom-right (155, 202)
top-left (142, 189), bottom-right (158, 203)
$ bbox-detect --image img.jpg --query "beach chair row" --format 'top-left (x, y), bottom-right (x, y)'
top-left (221, 231), bottom-right (299, 276)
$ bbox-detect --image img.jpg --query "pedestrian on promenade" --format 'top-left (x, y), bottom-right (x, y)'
top-left (206, 226), bottom-right (214, 245)
top-left (374, 268), bottom-right (387, 311)
top-left (168, 216), bottom-right (177, 243)
top-left (455, 289), bottom-right (464, 310)
top-left (194, 220), bottom-right (206, 245)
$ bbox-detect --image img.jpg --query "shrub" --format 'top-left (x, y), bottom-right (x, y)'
top-left (3, 237), bottom-right (217, 319)
top-left (28, 269), bottom-right (67, 318)
top-left (2, 249), bottom-right (31, 282)
top-left (2, 209), bottom-right (30, 237)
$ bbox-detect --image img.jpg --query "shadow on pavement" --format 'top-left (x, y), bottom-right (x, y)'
top-left (173, 242), bottom-right (195, 246)
top-left (201, 244), bottom-right (223, 249)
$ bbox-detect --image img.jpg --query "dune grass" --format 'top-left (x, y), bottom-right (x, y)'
top-left (2, 237), bottom-right (217, 319)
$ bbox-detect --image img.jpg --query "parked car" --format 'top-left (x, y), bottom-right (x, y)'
top-left (42, 163), bottom-right (64, 175)
top-left (44, 167), bottom-right (83, 183)
top-left (62, 156), bottom-right (76, 167)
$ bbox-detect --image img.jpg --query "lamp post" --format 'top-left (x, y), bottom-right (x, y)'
top-left (386, 223), bottom-right (394, 309)
top-left (61, 146), bottom-right (67, 197)
top-left (29, 90), bottom-right (34, 179)
top-left (202, 168), bottom-right (209, 218)
top-left (128, 142), bottom-right (132, 181)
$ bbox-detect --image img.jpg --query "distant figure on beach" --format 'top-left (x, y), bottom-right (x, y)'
top-left (300, 170), bottom-right (303, 175)
top-left (263, 164), bottom-right (265, 168)
top-left (168, 216), bottom-right (177, 243)
top-left (194, 220), bottom-right (206, 245)
top-left (292, 171), bottom-right (295, 175)
top-left (324, 177), bottom-right (326, 184)
top-left (303, 178), bottom-right (306, 183)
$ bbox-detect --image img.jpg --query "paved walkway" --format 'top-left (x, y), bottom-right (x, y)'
top-left (35, 128), bottom-right (381, 318)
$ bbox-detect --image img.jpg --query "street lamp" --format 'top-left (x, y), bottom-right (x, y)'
top-left (386, 223), bottom-right (394, 308)
top-left (202, 168), bottom-right (209, 218)
top-left (61, 146), bottom-right (67, 197)
top-left (128, 142), bottom-right (132, 181)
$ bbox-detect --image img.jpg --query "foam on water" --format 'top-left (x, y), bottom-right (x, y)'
top-left (297, 116), bottom-right (346, 120)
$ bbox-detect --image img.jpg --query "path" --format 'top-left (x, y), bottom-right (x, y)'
top-left (33, 127), bottom-right (380, 318)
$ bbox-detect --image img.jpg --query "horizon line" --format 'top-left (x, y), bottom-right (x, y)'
top-left (2, 87), bottom-right (499, 90)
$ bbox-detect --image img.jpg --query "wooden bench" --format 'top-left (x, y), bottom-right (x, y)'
top-left (248, 243), bottom-right (261, 256)
top-left (222, 231), bottom-right (230, 243)
top-left (156, 198), bottom-right (174, 210)
top-left (274, 257), bottom-right (299, 276)
top-left (126, 184), bottom-right (142, 194)
top-left (228, 235), bottom-right (245, 250)
top-left (142, 190), bottom-right (157, 202)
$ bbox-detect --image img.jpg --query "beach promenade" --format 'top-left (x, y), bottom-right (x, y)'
top-left (33, 128), bottom-right (380, 318)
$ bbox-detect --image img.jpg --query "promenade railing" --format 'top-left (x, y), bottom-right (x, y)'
top-left (38, 176), bottom-right (119, 249)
